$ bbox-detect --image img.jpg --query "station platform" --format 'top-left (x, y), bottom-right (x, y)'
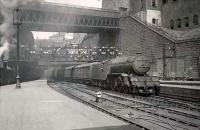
top-left (159, 80), bottom-right (200, 102)
top-left (0, 80), bottom-right (137, 130)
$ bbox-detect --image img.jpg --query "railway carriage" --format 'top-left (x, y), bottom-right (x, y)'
top-left (64, 66), bottom-right (75, 81)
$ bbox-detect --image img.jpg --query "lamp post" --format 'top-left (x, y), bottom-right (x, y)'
top-left (162, 44), bottom-right (167, 79)
top-left (13, 8), bottom-right (22, 89)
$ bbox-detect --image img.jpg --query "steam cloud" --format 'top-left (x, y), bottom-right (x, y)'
top-left (0, 0), bottom-right (40, 60)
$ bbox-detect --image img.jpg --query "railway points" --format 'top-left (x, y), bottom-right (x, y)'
top-left (0, 80), bottom-right (141, 130)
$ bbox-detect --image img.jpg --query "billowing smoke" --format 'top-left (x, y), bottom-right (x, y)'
top-left (0, 39), bottom-right (9, 60)
top-left (0, 0), bottom-right (40, 60)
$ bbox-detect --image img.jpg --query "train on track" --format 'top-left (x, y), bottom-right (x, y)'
top-left (46, 55), bottom-right (160, 96)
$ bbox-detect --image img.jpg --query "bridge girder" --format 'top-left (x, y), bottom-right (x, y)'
top-left (21, 9), bottom-right (120, 32)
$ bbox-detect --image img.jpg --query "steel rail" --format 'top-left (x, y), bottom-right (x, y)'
top-left (64, 83), bottom-right (200, 129)
top-left (47, 82), bottom-right (150, 130)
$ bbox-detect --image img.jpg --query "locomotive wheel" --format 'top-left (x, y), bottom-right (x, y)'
top-left (116, 79), bottom-right (123, 92)
top-left (123, 85), bottom-right (129, 94)
top-left (114, 79), bottom-right (120, 92)
top-left (103, 81), bottom-right (107, 89)
top-left (128, 86), bottom-right (132, 94)
top-left (132, 86), bottom-right (138, 96)
top-left (110, 84), bottom-right (116, 91)
top-left (98, 81), bottom-right (102, 88)
top-left (109, 80), bottom-right (115, 91)
top-left (117, 85), bottom-right (122, 92)
top-left (120, 82), bottom-right (128, 94)
top-left (134, 87), bottom-right (139, 96)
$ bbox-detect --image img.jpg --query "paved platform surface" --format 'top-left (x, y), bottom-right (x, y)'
top-left (0, 80), bottom-right (137, 130)
top-left (160, 84), bottom-right (200, 90)
top-left (160, 80), bottom-right (200, 84)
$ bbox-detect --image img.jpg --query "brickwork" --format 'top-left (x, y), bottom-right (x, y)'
top-left (161, 0), bottom-right (200, 30)
top-left (176, 41), bottom-right (200, 58)
top-left (118, 16), bottom-right (200, 78)
top-left (119, 16), bottom-right (173, 58)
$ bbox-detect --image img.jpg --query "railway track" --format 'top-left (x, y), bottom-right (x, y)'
top-left (103, 89), bottom-right (200, 113)
top-left (47, 81), bottom-right (150, 130)
top-left (73, 85), bottom-right (200, 127)
top-left (48, 81), bottom-right (200, 130)
top-left (159, 92), bottom-right (200, 103)
top-left (137, 96), bottom-right (200, 112)
top-left (103, 92), bottom-right (200, 120)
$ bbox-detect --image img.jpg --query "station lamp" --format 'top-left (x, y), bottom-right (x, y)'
top-left (13, 8), bottom-right (22, 89)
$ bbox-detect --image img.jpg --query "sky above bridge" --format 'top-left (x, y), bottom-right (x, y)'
top-left (44, 0), bottom-right (102, 8)
top-left (33, 0), bottom-right (102, 39)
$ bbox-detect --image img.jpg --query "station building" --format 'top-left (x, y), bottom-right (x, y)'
top-left (102, 0), bottom-right (161, 26)
top-left (161, 0), bottom-right (200, 30)
top-left (101, 0), bottom-right (200, 79)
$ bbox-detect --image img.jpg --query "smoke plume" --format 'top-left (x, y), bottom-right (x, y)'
top-left (0, 0), bottom-right (40, 60)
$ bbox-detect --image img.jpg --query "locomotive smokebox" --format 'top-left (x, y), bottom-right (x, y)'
top-left (110, 55), bottom-right (152, 75)
top-left (133, 55), bottom-right (152, 74)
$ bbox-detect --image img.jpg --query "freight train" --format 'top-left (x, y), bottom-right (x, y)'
top-left (46, 55), bottom-right (160, 96)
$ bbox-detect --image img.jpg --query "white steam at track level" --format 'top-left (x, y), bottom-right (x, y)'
top-left (0, 0), bottom-right (40, 60)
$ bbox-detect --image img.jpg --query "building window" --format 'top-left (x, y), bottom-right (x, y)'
top-left (193, 15), bottom-right (198, 25)
top-left (141, 0), bottom-right (144, 10)
top-left (177, 19), bottom-right (181, 28)
top-left (163, 0), bottom-right (168, 4)
top-left (152, 0), bottom-right (157, 7)
top-left (130, 1), bottom-right (134, 13)
top-left (152, 18), bottom-right (158, 25)
top-left (170, 20), bottom-right (174, 29)
top-left (185, 17), bottom-right (189, 27)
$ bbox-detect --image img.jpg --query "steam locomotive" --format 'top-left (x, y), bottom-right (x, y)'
top-left (46, 55), bottom-right (160, 95)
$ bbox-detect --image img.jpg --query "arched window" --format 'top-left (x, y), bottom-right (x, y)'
top-left (193, 15), bottom-right (198, 25)
top-left (170, 20), bottom-right (174, 29)
top-left (177, 19), bottom-right (181, 28)
top-left (185, 17), bottom-right (189, 27)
